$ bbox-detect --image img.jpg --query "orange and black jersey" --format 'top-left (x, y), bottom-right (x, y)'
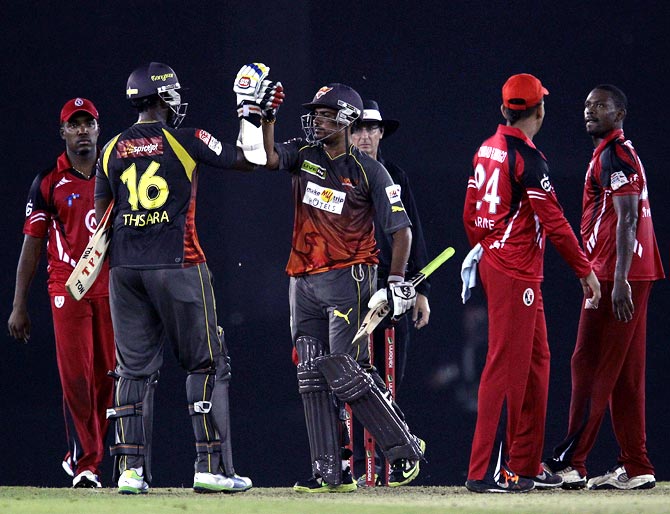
top-left (95, 121), bottom-right (237, 268)
top-left (276, 139), bottom-right (411, 276)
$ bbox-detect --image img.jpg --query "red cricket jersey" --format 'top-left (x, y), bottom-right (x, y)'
top-left (581, 129), bottom-right (664, 281)
top-left (23, 152), bottom-right (109, 297)
top-left (464, 125), bottom-right (591, 281)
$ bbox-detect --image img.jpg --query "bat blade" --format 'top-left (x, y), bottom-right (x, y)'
top-left (65, 201), bottom-right (114, 301)
top-left (351, 246), bottom-right (456, 345)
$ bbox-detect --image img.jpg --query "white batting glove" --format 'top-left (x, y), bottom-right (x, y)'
top-left (368, 289), bottom-right (388, 310)
top-left (388, 281), bottom-right (417, 319)
top-left (233, 62), bottom-right (270, 104)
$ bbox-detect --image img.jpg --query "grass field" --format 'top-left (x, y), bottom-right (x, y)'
top-left (1, 484), bottom-right (669, 514)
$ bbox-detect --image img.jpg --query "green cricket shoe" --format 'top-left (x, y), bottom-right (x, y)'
top-left (388, 438), bottom-right (426, 487)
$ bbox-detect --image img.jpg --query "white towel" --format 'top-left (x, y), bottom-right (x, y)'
top-left (461, 243), bottom-right (483, 304)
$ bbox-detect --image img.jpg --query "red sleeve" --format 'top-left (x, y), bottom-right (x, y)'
top-left (527, 186), bottom-right (592, 278)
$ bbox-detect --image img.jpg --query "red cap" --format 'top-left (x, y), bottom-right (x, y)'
top-left (60, 97), bottom-right (99, 123)
top-left (502, 74), bottom-right (549, 110)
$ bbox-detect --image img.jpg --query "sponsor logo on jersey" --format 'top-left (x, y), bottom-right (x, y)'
top-left (391, 205), bottom-right (406, 213)
top-left (301, 160), bottom-right (326, 179)
top-left (196, 130), bottom-right (222, 156)
top-left (116, 137), bottom-right (163, 158)
top-left (523, 288), bottom-right (535, 306)
top-left (385, 184), bottom-right (402, 204)
top-left (302, 181), bottom-right (345, 214)
top-left (540, 174), bottom-right (552, 192)
top-left (610, 170), bottom-right (629, 191)
top-left (54, 296), bottom-right (65, 309)
top-left (25, 200), bottom-right (33, 217)
top-left (314, 86), bottom-right (333, 100)
top-left (84, 209), bottom-right (97, 234)
top-left (340, 177), bottom-right (357, 189)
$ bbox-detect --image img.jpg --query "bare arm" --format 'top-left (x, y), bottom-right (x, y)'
top-left (262, 119), bottom-right (279, 170)
top-left (389, 226), bottom-right (412, 281)
top-left (8, 235), bottom-right (44, 342)
top-left (612, 194), bottom-right (638, 322)
top-left (95, 197), bottom-right (112, 229)
top-left (413, 293), bottom-right (430, 329)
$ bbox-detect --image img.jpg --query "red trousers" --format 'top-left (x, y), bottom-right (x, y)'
top-left (557, 280), bottom-right (653, 477)
top-left (51, 294), bottom-right (115, 475)
top-left (468, 256), bottom-right (550, 480)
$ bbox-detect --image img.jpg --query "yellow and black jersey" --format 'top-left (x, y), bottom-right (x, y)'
top-left (95, 121), bottom-right (236, 268)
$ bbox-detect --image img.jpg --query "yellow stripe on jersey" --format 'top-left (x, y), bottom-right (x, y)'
top-left (102, 134), bottom-right (121, 177)
top-left (350, 150), bottom-right (370, 188)
top-left (162, 129), bottom-right (196, 181)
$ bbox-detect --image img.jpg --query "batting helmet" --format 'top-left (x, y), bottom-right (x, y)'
top-left (301, 83), bottom-right (363, 143)
top-left (126, 62), bottom-right (188, 128)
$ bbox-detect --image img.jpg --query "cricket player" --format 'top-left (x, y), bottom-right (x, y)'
top-left (545, 84), bottom-right (664, 490)
top-left (94, 62), bottom-right (280, 494)
top-left (251, 71), bottom-right (425, 492)
top-left (462, 73), bottom-right (600, 493)
top-left (8, 98), bottom-right (115, 488)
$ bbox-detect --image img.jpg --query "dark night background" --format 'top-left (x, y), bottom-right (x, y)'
top-left (1, 0), bottom-right (669, 488)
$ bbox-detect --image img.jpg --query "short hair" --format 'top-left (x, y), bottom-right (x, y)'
top-left (592, 84), bottom-right (628, 110)
top-left (502, 103), bottom-right (541, 124)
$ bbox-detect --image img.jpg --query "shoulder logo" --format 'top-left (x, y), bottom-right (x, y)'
top-left (610, 170), bottom-right (629, 191)
top-left (25, 200), bottom-right (33, 217)
top-left (385, 184), bottom-right (402, 204)
top-left (301, 160), bottom-right (326, 179)
top-left (196, 129), bottom-right (222, 156)
top-left (540, 174), bottom-right (552, 192)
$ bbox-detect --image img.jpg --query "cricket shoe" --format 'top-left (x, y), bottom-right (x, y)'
top-left (587, 466), bottom-right (655, 490)
top-left (118, 469), bottom-right (149, 494)
top-left (520, 463), bottom-right (563, 489)
top-left (388, 438), bottom-right (426, 487)
top-left (553, 466), bottom-right (586, 490)
top-left (73, 470), bottom-right (102, 488)
top-left (356, 472), bottom-right (382, 487)
top-left (293, 467), bottom-right (357, 493)
top-left (193, 472), bottom-right (252, 493)
top-left (62, 452), bottom-right (75, 477)
top-left (465, 465), bottom-right (535, 493)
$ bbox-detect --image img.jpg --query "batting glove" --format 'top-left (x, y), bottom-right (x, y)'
top-left (258, 80), bottom-right (284, 122)
top-left (388, 281), bottom-right (417, 319)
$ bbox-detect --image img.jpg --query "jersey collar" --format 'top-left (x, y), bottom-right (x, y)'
top-left (496, 124), bottom-right (537, 149)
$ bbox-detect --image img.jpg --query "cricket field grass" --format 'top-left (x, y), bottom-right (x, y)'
top-left (1, 484), bottom-right (669, 514)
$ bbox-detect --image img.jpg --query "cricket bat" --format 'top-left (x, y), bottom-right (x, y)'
top-left (65, 201), bottom-right (114, 301)
top-left (352, 246), bottom-right (456, 345)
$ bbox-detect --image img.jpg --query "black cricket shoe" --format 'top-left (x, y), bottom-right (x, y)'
top-left (465, 466), bottom-right (535, 493)
top-left (520, 463), bottom-right (564, 489)
top-left (293, 467), bottom-right (357, 493)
